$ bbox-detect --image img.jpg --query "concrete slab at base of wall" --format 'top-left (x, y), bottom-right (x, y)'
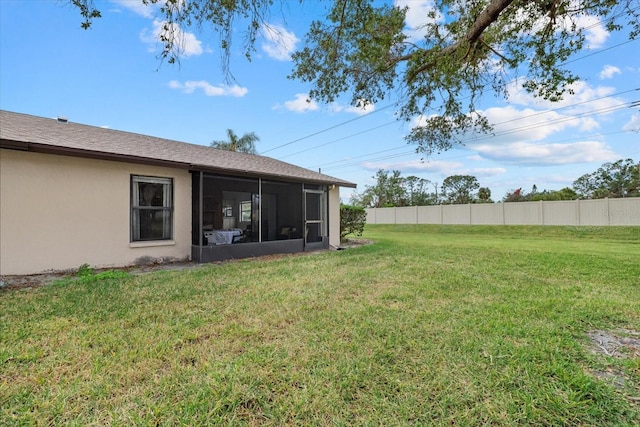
top-left (193, 239), bottom-right (306, 263)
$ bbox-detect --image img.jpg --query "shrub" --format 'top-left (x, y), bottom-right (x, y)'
top-left (340, 204), bottom-right (367, 240)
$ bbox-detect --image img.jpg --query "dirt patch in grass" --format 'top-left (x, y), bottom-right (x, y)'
top-left (588, 329), bottom-right (640, 358)
top-left (587, 328), bottom-right (640, 405)
top-left (339, 238), bottom-right (374, 249)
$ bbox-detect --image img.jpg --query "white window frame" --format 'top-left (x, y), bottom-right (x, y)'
top-left (240, 200), bottom-right (252, 222)
top-left (131, 175), bottom-right (173, 242)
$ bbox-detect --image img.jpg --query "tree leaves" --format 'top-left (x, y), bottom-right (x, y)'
top-left (292, 0), bottom-right (640, 154)
top-left (70, 0), bottom-right (640, 153)
top-left (573, 158), bottom-right (640, 199)
top-left (211, 129), bottom-right (260, 154)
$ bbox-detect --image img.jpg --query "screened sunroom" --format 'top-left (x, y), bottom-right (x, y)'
top-left (191, 171), bottom-right (332, 262)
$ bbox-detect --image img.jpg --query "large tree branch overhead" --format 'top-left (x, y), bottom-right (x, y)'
top-left (406, 0), bottom-right (517, 83)
top-left (69, 0), bottom-right (640, 154)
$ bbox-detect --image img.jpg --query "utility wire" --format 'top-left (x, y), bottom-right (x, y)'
top-left (261, 102), bottom-right (397, 154)
top-left (269, 27), bottom-right (638, 162)
top-left (277, 120), bottom-right (399, 160)
top-left (309, 92), bottom-right (639, 169)
top-left (322, 108), bottom-right (637, 172)
top-left (302, 87), bottom-right (640, 169)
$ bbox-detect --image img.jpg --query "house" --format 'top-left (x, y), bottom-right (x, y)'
top-left (0, 110), bottom-right (356, 276)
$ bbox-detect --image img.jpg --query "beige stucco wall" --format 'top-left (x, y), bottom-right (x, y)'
top-left (328, 185), bottom-right (341, 248)
top-left (0, 149), bottom-right (191, 275)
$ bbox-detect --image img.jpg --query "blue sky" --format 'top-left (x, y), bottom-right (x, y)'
top-left (1, 0), bottom-right (639, 201)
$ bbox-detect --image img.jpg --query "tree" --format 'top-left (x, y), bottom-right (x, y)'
top-left (573, 158), bottom-right (640, 199)
top-left (477, 187), bottom-right (493, 203)
top-left (503, 188), bottom-right (525, 202)
top-left (530, 187), bottom-right (578, 201)
top-left (503, 186), bottom-right (578, 202)
top-left (441, 175), bottom-right (480, 204)
top-left (211, 129), bottom-right (259, 154)
top-left (403, 175), bottom-right (435, 206)
top-left (350, 169), bottom-right (434, 207)
top-left (291, 0), bottom-right (640, 155)
top-left (351, 169), bottom-right (405, 207)
top-left (71, 1), bottom-right (639, 154)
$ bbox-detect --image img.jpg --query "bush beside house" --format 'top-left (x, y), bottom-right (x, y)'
top-left (340, 205), bottom-right (366, 240)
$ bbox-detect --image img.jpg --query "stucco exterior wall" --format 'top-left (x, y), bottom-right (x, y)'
top-left (0, 149), bottom-right (191, 275)
top-left (328, 186), bottom-right (341, 248)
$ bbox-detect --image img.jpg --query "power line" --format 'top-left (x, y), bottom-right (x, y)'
top-left (322, 127), bottom-right (639, 173)
top-left (309, 145), bottom-right (411, 169)
top-left (261, 102), bottom-right (397, 154)
top-left (323, 117), bottom-right (634, 174)
top-left (309, 91), bottom-right (639, 170)
top-left (269, 28), bottom-right (638, 161)
top-left (304, 88), bottom-right (640, 169)
top-left (464, 99), bottom-right (638, 144)
top-left (277, 120), bottom-right (399, 160)
top-left (562, 38), bottom-right (639, 65)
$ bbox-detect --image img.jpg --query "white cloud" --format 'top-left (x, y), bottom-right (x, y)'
top-left (141, 19), bottom-right (203, 58)
top-left (330, 100), bottom-right (376, 116)
top-left (362, 159), bottom-right (463, 174)
top-left (506, 79), bottom-right (619, 110)
top-left (261, 24), bottom-right (299, 61)
top-left (412, 101), bottom-right (598, 147)
top-left (168, 80), bottom-right (248, 97)
top-left (361, 159), bottom-right (507, 179)
top-left (109, 0), bottom-right (154, 18)
top-left (468, 167), bottom-right (508, 177)
top-left (622, 114), bottom-right (640, 132)
top-left (395, 0), bottom-right (608, 49)
top-left (279, 93), bottom-right (319, 113)
top-left (599, 65), bottom-right (621, 79)
top-left (471, 140), bottom-right (618, 165)
top-left (481, 105), bottom-right (598, 142)
top-left (528, 5), bottom-right (610, 49)
top-left (499, 80), bottom-right (625, 136)
top-left (394, 0), bottom-right (443, 41)
top-left (575, 15), bottom-right (609, 49)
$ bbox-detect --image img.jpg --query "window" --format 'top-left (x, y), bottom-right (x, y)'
top-left (240, 200), bottom-right (252, 222)
top-left (131, 175), bottom-right (173, 241)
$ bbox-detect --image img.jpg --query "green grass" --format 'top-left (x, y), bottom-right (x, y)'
top-left (1, 225), bottom-right (639, 426)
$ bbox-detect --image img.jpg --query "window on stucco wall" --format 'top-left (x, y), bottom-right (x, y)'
top-left (131, 175), bottom-right (173, 241)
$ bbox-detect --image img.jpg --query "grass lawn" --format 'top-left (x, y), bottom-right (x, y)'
top-left (1, 225), bottom-right (639, 425)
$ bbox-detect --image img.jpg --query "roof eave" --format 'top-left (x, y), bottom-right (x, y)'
top-left (1, 138), bottom-right (358, 188)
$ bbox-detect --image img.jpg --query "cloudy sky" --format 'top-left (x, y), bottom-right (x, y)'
top-left (1, 0), bottom-right (638, 201)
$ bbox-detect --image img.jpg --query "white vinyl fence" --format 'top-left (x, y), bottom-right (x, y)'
top-left (365, 197), bottom-right (640, 226)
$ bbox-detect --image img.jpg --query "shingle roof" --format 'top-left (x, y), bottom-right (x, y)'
top-left (0, 110), bottom-right (356, 188)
